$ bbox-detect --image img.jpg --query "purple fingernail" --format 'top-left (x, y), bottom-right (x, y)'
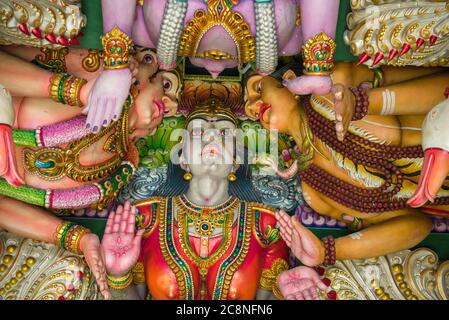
top-left (282, 80), bottom-right (289, 87)
top-left (86, 123), bottom-right (91, 129)
top-left (113, 115), bottom-right (118, 120)
top-left (93, 126), bottom-right (98, 132)
top-left (103, 119), bottom-right (107, 125)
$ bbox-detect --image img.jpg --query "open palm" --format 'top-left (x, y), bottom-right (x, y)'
top-left (278, 266), bottom-right (328, 300)
top-left (276, 210), bottom-right (324, 267)
top-left (101, 202), bottom-right (144, 277)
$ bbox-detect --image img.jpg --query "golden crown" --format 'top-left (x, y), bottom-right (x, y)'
top-left (303, 32), bottom-right (336, 76)
top-left (101, 26), bottom-right (134, 70)
top-left (186, 98), bottom-right (239, 127)
top-left (178, 0), bottom-right (256, 64)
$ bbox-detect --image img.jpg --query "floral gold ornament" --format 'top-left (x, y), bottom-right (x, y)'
top-left (82, 49), bottom-right (102, 73)
top-left (178, 0), bottom-right (256, 64)
top-left (302, 32), bottom-right (336, 76)
top-left (259, 258), bottom-right (289, 299)
top-left (101, 26), bottom-right (134, 70)
top-left (35, 47), bottom-right (69, 73)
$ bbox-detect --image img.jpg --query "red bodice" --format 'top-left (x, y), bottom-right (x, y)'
top-left (135, 196), bottom-right (289, 300)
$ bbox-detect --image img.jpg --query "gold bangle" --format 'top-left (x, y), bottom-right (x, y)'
top-left (106, 271), bottom-right (133, 290)
top-left (102, 26), bottom-right (134, 70)
top-left (302, 32), bottom-right (336, 76)
top-left (66, 225), bottom-right (91, 254)
top-left (49, 73), bottom-right (87, 107)
top-left (68, 77), bottom-right (87, 107)
top-left (54, 221), bottom-right (74, 248)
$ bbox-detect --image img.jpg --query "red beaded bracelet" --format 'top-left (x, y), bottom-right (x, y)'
top-left (322, 235), bottom-right (336, 266)
top-left (349, 85), bottom-right (369, 121)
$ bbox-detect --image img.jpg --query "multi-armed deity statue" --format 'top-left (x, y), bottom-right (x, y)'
top-left (0, 0), bottom-right (449, 301)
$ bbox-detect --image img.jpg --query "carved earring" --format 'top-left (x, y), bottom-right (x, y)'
top-left (227, 172), bottom-right (237, 182)
top-left (183, 171), bottom-right (193, 181)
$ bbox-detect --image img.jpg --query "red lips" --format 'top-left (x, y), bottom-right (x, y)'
top-left (152, 98), bottom-right (165, 119)
top-left (258, 103), bottom-right (272, 121)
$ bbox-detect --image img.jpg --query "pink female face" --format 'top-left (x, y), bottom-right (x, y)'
top-left (130, 48), bottom-right (181, 140)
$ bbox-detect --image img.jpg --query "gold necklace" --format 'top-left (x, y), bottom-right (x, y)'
top-left (174, 195), bottom-right (238, 278)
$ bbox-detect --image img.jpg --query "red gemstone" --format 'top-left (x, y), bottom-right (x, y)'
top-left (57, 35), bottom-right (70, 46)
top-left (31, 27), bottom-right (42, 39)
top-left (372, 52), bottom-right (385, 66)
top-left (357, 52), bottom-right (371, 65)
top-left (18, 23), bottom-right (30, 35)
top-left (322, 278), bottom-right (331, 287)
top-left (400, 43), bottom-right (411, 56)
top-left (327, 290), bottom-right (337, 300)
top-left (78, 271), bottom-right (84, 279)
top-left (69, 37), bottom-right (80, 46)
top-left (58, 295), bottom-right (65, 300)
top-left (430, 35), bottom-right (438, 46)
top-left (315, 267), bottom-right (325, 276)
top-left (388, 49), bottom-right (399, 61)
top-left (416, 38), bottom-right (425, 50)
top-left (45, 33), bottom-right (57, 44)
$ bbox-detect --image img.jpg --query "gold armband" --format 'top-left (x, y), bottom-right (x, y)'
top-left (54, 221), bottom-right (91, 254)
top-left (302, 32), bottom-right (336, 76)
top-left (106, 271), bottom-right (133, 290)
top-left (101, 26), bottom-right (134, 70)
top-left (259, 258), bottom-right (289, 300)
top-left (49, 73), bottom-right (87, 107)
top-left (131, 262), bottom-right (146, 285)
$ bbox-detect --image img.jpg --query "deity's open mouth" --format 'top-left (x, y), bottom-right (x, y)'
top-left (152, 98), bottom-right (166, 119)
top-left (258, 104), bottom-right (272, 121)
top-left (201, 143), bottom-right (222, 157)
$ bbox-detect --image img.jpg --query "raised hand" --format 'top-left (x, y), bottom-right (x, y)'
top-left (332, 83), bottom-right (356, 142)
top-left (79, 233), bottom-right (110, 300)
top-left (275, 210), bottom-right (325, 267)
top-left (282, 75), bottom-right (333, 96)
top-left (82, 68), bottom-right (132, 133)
top-left (101, 201), bottom-right (144, 278)
top-left (277, 266), bottom-right (328, 300)
top-left (0, 85), bottom-right (24, 186)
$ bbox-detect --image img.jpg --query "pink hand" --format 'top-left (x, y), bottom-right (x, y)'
top-left (0, 124), bottom-right (25, 186)
top-left (275, 210), bottom-right (325, 267)
top-left (277, 266), bottom-right (328, 300)
top-left (83, 68), bottom-right (132, 133)
top-left (283, 75), bottom-right (333, 96)
top-left (101, 201), bottom-right (144, 278)
top-left (79, 233), bottom-right (110, 300)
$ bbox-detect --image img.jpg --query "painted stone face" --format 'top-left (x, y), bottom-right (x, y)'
top-left (182, 117), bottom-right (237, 180)
top-left (244, 74), bottom-right (299, 134)
top-left (130, 48), bottom-right (181, 139)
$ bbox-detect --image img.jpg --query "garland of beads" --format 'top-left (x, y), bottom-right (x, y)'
top-left (322, 236), bottom-right (336, 266)
top-left (349, 85), bottom-right (369, 121)
top-left (300, 96), bottom-right (449, 213)
top-left (54, 221), bottom-right (90, 254)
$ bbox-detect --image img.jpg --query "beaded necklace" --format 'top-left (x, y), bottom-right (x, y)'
top-left (299, 96), bottom-right (449, 213)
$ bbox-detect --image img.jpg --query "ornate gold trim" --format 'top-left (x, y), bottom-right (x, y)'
top-left (259, 258), bottom-right (289, 300)
top-left (178, 0), bottom-right (256, 64)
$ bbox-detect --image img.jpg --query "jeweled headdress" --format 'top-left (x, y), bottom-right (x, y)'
top-left (178, 0), bottom-right (256, 64)
top-left (186, 98), bottom-right (239, 127)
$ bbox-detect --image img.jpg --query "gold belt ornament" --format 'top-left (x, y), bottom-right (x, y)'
top-left (24, 111), bottom-right (130, 183)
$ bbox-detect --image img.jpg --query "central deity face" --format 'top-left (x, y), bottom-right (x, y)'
top-left (182, 117), bottom-right (237, 180)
